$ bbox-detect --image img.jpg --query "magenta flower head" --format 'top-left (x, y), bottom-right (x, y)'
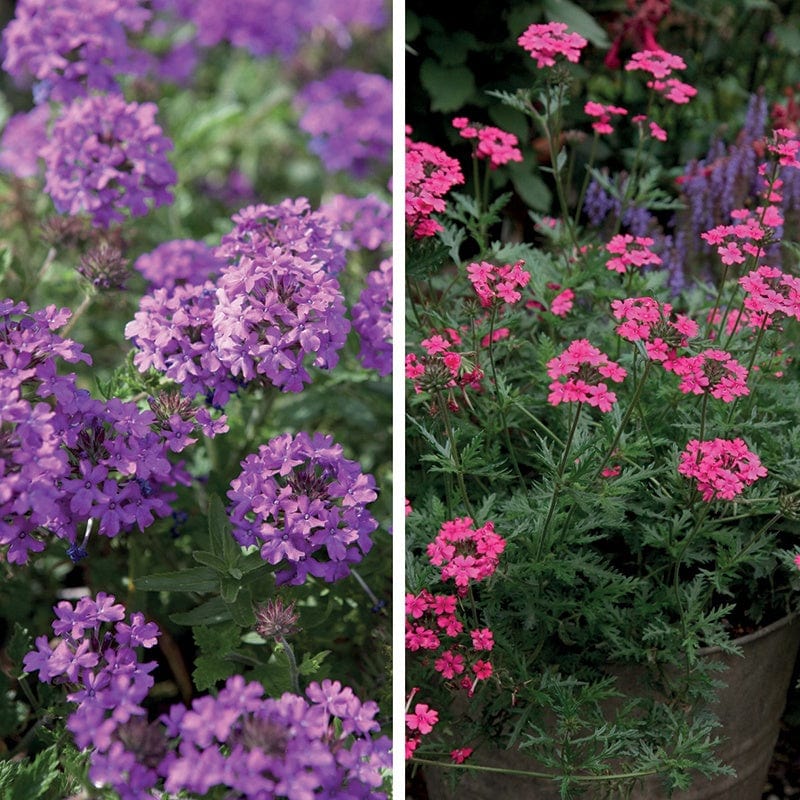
top-left (678, 438), bottom-right (767, 501)
top-left (227, 431), bottom-right (379, 585)
top-left (41, 93), bottom-right (177, 228)
top-left (295, 69), bottom-right (392, 179)
top-left (517, 21), bottom-right (587, 68)
top-left (2, 0), bottom-right (151, 103)
top-left (351, 258), bottom-right (393, 377)
top-left (0, 105), bottom-right (50, 179)
top-left (546, 339), bottom-right (627, 412)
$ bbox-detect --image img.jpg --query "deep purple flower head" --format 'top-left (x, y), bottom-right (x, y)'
top-left (0, 105), bottom-right (50, 179)
top-left (0, 298), bottom-right (193, 564)
top-left (352, 258), bottom-right (392, 377)
top-left (319, 193), bottom-right (392, 252)
top-left (134, 239), bottom-right (222, 290)
top-left (227, 431), bottom-right (379, 585)
top-left (295, 69), bottom-right (392, 179)
top-left (125, 281), bottom-right (238, 407)
top-left (217, 198), bottom-right (347, 275)
top-left (2, 0), bottom-right (151, 103)
top-left (41, 93), bottom-right (177, 228)
top-left (212, 250), bottom-right (350, 393)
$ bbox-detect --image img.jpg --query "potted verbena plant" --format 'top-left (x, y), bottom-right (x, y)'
top-left (405, 19), bottom-right (800, 800)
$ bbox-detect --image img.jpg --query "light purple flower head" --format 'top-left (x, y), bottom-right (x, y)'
top-left (212, 250), bottom-right (350, 393)
top-left (352, 258), bottom-right (392, 377)
top-left (217, 198), bottom-right (347, 275)
top-left (0, 105), bottom-right (50, 179)
top-left (2, 0), bottom-right (151, 103)
top-left (295, 69), bottom-right (392, 179)
top-left (125, 281), bottom-right (238, 407)
top-left (319, 193), bottom-right (392, 252)
top-left (227, 431), bottom-right (379, 585)
top-left (41, 93), bottom-right (177, 228)
top-left (133, 239), bottom-right (222, 290)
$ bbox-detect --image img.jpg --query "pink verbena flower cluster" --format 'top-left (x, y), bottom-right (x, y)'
top-left (624, 49), bottom-right (686, 79)
top-left (766, 128), bottom-right (800, 168)
top-left (612, 296), bottom-right (699, 364)
top-left (670, 349), bottom-right (750, 401)
top-left (466, 260), bottom-right (531, 306)
top-left (584, 101), bottom-right (628, 135)
top-left (546, 339), bottom-right (627, 412)
top-left (517, 21), bottom-right (587, 68)
top-left (678, 438), bottom-right (767, 501)
top-left (406, 127), bottom-right (465, 238)
top-left (425, 516), bottom-right (506, 595)
top-left (739, 265), bottom-right (800, 322)
top-left (605, 234), bottom-right (662, 273)
top-left (452, 117), bottom-right (523, 169)
top-left (648, 77), bottom-right (697, 105)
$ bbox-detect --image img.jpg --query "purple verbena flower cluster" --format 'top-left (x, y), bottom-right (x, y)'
top-left (1, 0), bottom-right (151, 103)
top-left (227, 431), bottom-right (379, 585)
top-left (133, 239), bottom-right (222, 290)
top-left (319, 193), bottom-right (392, 252)
top-left (23, 591), bottom-right (160, 792)
top-left (41, 93), bottom-right (177, 228)
top-left (25, 596), bottom-right (391, 800)
top-left (0, 299), bottom-right (195, 564)
top-left (295, 69), bottom-right (392, 179)
top-left (125, 282), bottom-right (239, 407)
top-left (218, 198), bottom-right (347, 274)
top-left (352, 259), bottom-right (393, 377)
top-left (0, 105), bottom-right (49, 179)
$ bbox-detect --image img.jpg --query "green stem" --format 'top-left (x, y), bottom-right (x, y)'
top-left (435, 390), bottom-right (476, 519)
top-left (594, 359), bottom-right (652, 481)
top-left (277, 635), bottom-right (300, 695)
top-left (538, 402), bottom-right (583, 558)
top-left (61, 293), bottom-right (93, 337)
top-left (486, 305), bottom-right (523, 480)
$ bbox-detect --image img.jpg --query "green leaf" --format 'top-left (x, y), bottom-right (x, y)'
top-left (227, 591), bottom-right (256, 627)
top-left (420, 59), bottom-right (476, 112)
top-left (136, 566), bottom-right (218, 593)
top-left (208, 494), bottom-right (232, 558)
top-left (193, 653), bottom-right (236, 692)
top-left (192, 550), bottom-right (228, 573)
top-left (170, 596), bottom-right (231, 626)
top-left (193, 624), bottom-right (241, 654)
top-left (0, 746), bottom-right (59, 800)
top-left (7, 623), bottom-right (32, 668)
top-left (219, 576), bottom-right (241, 604)
top-left (543, 0), bottom-right (610, 48)
top-left (181, 103), bottom-right (244, 146)
top-left (298, 649), bottom-right (331, 677)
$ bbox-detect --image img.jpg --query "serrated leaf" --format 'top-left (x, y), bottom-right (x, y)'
top-left (7, 623), bottom-right (32, 667)
top-left (251, 648), bottom-right (294, 695)
top-left (193, 653), bottom-right (236, 692)
top-left (208, 494), bottom-right (232, 559)
top-left (170, 596), bottom-right (231, 626)
top-left (227, 591), bottom-right (256, 627)
top-left (298, 649), bottom-right (331, 677)
top-left (0, 746), bottom-right (59, 800)
top-left (193, 624), bottom-right (241, 654)
top-left (136, 566), bottom-right (218, 593)
top-left (420, 59), bottom-right (476, 112)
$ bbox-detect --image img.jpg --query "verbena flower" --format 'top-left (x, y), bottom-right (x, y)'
top-left (624, 49), bottom-right (687, 79)
top-left (670, 349), bottom-right (750, 401)
top-left (605, 234), bottom-right (662, 273)
top-left (134, 239), bottom-right (222, 290)
top-left (41, 93), bottom-right (177, 228)
top-left (546, 339), bottom-right (627, 412)
top-left (584, 101), bottom-right (628, 135)
top-left (452, 117), bottom-right (523, 169)
top-left (0, 105), bottom-right (49, 178)
top-left (467, 260), bottom-right (531, 306)
top-left (517, 21), bottom-right (587, 67)
top-left (227, 432), bottom-right (379, 585)
top-left (217, 198), bottom-right (347, 275)
top-left (351, 258), bottom-right (393, 377)
top-left (319, 193), bottom-right (392, 252)
top-left (2, 0), bottom-right (150, 102)
top-left (295, 69), bottom-right (392, 179)
top-left (405, 127), bottom-right (464, 238)
top-left (678, 438), bottom-right (767, 501)
top-left (125, 281), bottom-right (239, 407)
